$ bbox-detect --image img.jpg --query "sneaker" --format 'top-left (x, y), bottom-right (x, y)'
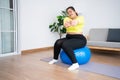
top-left (48, 59), bottom-right (58, 64)
top-left (68, 63), bottom-right (79, 71)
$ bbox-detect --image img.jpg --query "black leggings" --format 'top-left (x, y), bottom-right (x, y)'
top-left (53, 34), bottom-right (87, 63)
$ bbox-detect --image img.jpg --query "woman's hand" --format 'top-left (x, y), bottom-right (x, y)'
top-left (70, 20), bottom-right (79, 26)
top-left (64, 21), bottom-right (71, 28)
top-left (64, 20), bottom-right (79, 28)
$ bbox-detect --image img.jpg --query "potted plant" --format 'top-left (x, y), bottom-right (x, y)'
top-left (49, 11), bottom-right (67, 39)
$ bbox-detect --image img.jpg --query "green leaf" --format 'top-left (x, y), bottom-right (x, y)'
top-left (60, 27), bottom-right (66, 33)
top-left (57, 16), bottom-right (62, 19)
top-left (49, 25), bottom-right (53, 28)
top-left (50, 28), bottom-right (54, 32)
top-left (49, 10), bottom-right (67, 38)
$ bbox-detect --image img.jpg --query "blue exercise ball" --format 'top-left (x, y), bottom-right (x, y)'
top-left (60, 46), bottom-right (91, 65)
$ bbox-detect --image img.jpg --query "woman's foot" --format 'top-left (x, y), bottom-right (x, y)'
top-left (48, 59), bottom-right (58, 64)
top-left (68, 63), bottom-right (79, 71)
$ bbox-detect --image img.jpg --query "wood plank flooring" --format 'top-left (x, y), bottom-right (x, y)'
top-left (0, 49), bottom-right (120, 80)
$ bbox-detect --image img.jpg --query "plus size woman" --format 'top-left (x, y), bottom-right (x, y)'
top-left (49, 6), bottom-right (87, 71)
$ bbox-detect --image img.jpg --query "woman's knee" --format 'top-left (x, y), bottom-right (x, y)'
top-left (81, 40), bottom-right (87, 47)
top-left (54, 39), bottom-right (64, 47)
top-left (62, 41), bottom-right (70, 50)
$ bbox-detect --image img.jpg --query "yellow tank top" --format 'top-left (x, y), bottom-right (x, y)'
top-left (64, 16), bottom-right (84, 33)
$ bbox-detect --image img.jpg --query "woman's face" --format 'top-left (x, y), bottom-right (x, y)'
top-left (67, 8), bottom-right (77, 19)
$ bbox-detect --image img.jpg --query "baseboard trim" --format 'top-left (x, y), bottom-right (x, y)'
top-left (22, 46), bottom-right (53, 55)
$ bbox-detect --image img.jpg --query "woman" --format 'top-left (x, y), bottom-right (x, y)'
top-left (49, 6), bottom-right (87, 71)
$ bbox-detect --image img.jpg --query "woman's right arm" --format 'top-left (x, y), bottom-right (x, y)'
top-left (63, 17), bottom-right (71, 28)
top-left (64, 21), bottom-right (71, 28)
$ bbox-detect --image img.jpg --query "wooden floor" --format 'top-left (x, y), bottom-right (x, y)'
top-left (0, 49), bottom-right (120, 80)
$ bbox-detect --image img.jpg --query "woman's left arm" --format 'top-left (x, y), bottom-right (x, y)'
top-left (71, 16), bottom-right (84, 26)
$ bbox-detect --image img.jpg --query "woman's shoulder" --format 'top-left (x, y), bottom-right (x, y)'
top-left (76, 16), bottom-right (84, 20)
top-left (64, 17), bottom-right (71, 21)
top-left (77, 15), bottom-right (84, 18)
top-left (64, 17), bottom-right (70, 20)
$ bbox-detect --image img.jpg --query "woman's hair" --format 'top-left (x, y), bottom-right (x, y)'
top-left (66, 6), bottom-right (78, 16)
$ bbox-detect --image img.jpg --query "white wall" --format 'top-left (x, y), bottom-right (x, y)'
top-left (19, 0), bottom-right (75, 50)
top-left (19, 0), bottom-right (120, 51)
top-left (73, 0), bottom-right (120, 35)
